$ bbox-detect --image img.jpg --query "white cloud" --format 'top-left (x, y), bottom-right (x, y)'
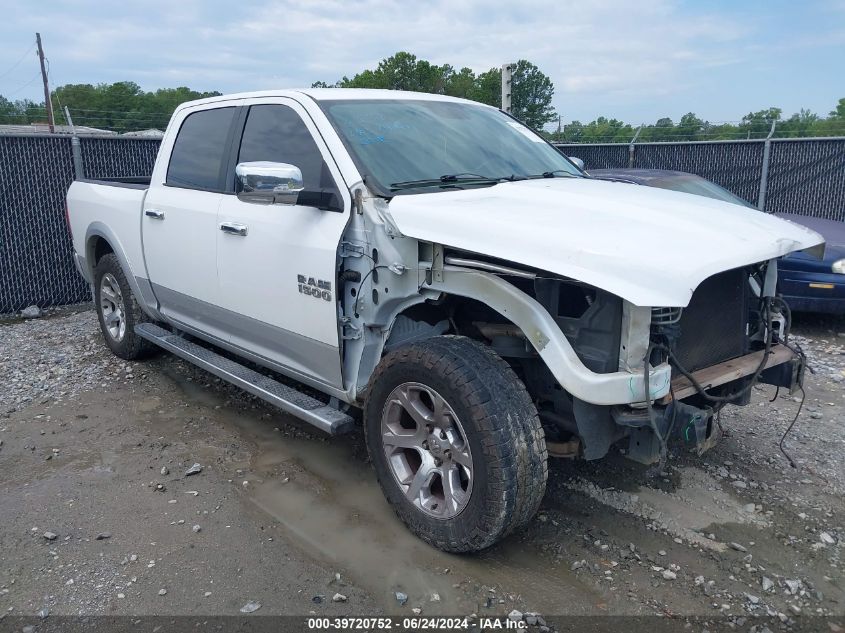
top-left (1, 0), bottom-right (841, 121)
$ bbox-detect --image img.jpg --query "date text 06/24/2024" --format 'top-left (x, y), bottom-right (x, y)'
top-left (305, 616), bottom-right (527, 630)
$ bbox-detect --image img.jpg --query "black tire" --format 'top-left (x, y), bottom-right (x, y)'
top-left (364, 336), bottom-right (547, 552)
top-left (93, 253), bottom-right (157, 361)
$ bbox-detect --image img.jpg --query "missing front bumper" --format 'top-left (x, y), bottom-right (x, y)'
top-left (614, 344), bottom-right (805, 464)
top-left (667, 343), bottom-right (799, 401)
top-left (615, 401), bottom-right (718, 465)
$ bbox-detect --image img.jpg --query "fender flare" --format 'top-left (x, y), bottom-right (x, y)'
top-left (424, 265), bottom-right (671, 406)
top-left (84, 222), bottom-right (162, 320)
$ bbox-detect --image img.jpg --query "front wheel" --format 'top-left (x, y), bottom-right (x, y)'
top-left (364, 336), bottom-right (547, 552)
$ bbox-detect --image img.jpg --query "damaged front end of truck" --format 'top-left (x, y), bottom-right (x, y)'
top-left (369, 171), bottom-right (826, 466)
top-left (600, 260), bottom-right (807, 465)
top-left (409, 255), bottom-right (809, 465)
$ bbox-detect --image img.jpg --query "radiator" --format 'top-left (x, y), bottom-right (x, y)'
top-left (672, 267), bottom-right (750, 373)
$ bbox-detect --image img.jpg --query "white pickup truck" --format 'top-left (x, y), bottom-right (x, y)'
top-left (67, 89), bottom-right (823, 552)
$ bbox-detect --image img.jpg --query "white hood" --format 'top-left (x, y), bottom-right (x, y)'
top-left (388, 178), bottom-right (824, 307)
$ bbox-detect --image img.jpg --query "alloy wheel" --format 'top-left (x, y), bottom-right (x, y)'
top-left (99, 272), bottom-right (126, 342)
top-left (380, 382), bottom-right (473, 519)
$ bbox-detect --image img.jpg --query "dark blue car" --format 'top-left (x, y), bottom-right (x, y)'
top-left (589, 169), bottom-right (845, 314)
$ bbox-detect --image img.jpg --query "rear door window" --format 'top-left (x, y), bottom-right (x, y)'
top-left (167, 107), bottom-right (236, 191)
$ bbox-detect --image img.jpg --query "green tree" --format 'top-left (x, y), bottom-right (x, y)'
top-left (739, 107), bottom-right (782, 138)
top-left (467, 68), bottom-right (500, 106)
top-left (444, 67), bottom-right (476, 99)
top-left (338, 52), bottom-right (452, 94)
top-left (0, 95), bottom-right (22, 122)
top-left (676, 112), bottom-right (705, 140)
top-left (641, 117), bottom-right (673, 141)
top-left (319, 53), bottom-right (556, 128)
top-left (509, 60), bottom-right (556, 129)
top-left (778, 109), bottom-right (820, 137)
top-left (550, 98), bottom-right (844, 144)
top-left (0, 96), bottom-right (47, 125)
top-left (50, 82), bottom-right (220, 131)
top-left (572, 116), bottom-right (635, 142)
top-left (465, 61), bottom-right (557, 128)
top-left (561, 120), bottom-right (583, 142)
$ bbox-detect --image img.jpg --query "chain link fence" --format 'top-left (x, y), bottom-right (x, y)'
top-left (2, 134), bottom-right (844, 315)
top-left (766, 139), bottom-right (845, 220)
top-left (0, 134), bottom-right (159, 315)
top-left (79, 137), bottom-right (160, 179)
top-left (556, 137), bottom-right (845, 219)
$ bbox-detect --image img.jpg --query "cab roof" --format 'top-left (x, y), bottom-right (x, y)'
top-left (175, 88), bottom-right (492, 113)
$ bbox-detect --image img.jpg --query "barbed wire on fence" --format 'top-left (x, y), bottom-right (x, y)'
top-left (554, 129), bottom-right (845, 142)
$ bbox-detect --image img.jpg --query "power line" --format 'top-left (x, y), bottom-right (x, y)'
top-left (2, 72), bottom-right (42, 97)
top-left (0, 113), bottom-right (168, 121)
top-left (70, 117), bottom-right (168, 125)
top-left (0, 42), bottom-right (36, 81)
top-left (45, 58), bottom-right (65, 124)
top-left (68, 108), bottom-right (174, 116)
top-left (68, 112), bottom-right (169, 120)
top-left (560, 125), bottom-right (845, 141)
top-left (0, 108), bottom-right (171, 122)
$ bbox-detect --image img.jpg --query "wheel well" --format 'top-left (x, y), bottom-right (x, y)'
top-left (392, 296), bottom-right (523, 344)
top-left (89, 236), bottom-right (114, 267)
top-left (388, 297), bottom-right (576, 445)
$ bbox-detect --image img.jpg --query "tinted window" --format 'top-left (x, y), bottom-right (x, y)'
top-left (238, 105), bottom-right (335, 192)
top-left (167, 107), bottom-right (235, 191)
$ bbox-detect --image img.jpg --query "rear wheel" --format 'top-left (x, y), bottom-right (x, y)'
top-left (93, 253), bottom-right (156, 360)
top-left (364, 336), bottom-right (547, 552)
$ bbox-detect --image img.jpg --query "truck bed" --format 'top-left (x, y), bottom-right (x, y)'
top-left (78, 176), bottom-right (151, 188)
top-left (67, 179), bottom-right (150, 285)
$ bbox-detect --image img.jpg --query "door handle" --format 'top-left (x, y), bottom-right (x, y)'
top-left (144, 209), bottom-right (165, 220)
top-left (219, 222), bottom-right (248, 236)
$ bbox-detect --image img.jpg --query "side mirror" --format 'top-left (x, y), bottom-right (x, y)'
top-left (236, 161), bottom-right (304, 205)
top-left (568, 156), bottom-right (585, 171)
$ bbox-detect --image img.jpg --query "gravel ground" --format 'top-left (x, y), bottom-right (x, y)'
top-left (0, 308), bottom-right (842, 632)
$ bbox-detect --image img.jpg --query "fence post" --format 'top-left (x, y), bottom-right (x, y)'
top-left (757, 120), bottom-right (777, 211)
top-left (628, 125), bottom-right (643, 168)
top-left (65, 106), bottom-right (84, 180)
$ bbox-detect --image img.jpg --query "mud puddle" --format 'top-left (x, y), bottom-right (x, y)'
top-left (562, 466), bottom-right (769, 550)
top-left (154, 365), bottom-right (620, 615)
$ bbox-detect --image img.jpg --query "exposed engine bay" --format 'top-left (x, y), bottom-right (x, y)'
top-left (408, 252), bottom-right (807, 465)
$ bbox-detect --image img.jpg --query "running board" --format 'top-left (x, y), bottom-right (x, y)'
top-left (135, 323), bottom-right (354, 435)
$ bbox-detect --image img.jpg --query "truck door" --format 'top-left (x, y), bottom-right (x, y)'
top-left (143, 106), bottom-right (238, 340)
top-left (216, 100), bottom-right (349, 390)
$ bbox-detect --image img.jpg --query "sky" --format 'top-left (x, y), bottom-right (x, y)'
top-left (0, 0), bottom-right (843, 126)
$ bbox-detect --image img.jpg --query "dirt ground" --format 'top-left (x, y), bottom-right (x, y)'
top-left (0, 307), bottom-right (843, 631)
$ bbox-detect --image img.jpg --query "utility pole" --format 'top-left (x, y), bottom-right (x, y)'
top-left (36, 33), bottom-right (55, 133)
top-left (501, 63), bottom-right (515, 114)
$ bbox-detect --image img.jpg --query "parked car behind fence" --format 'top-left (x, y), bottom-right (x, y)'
top-left (590, 168), bottom-right (845, 314)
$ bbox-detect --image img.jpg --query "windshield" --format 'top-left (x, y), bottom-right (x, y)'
top-left (319, 99), bottom-right (582, 195)
top-left (651, 176), bottom-right (756, 209)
